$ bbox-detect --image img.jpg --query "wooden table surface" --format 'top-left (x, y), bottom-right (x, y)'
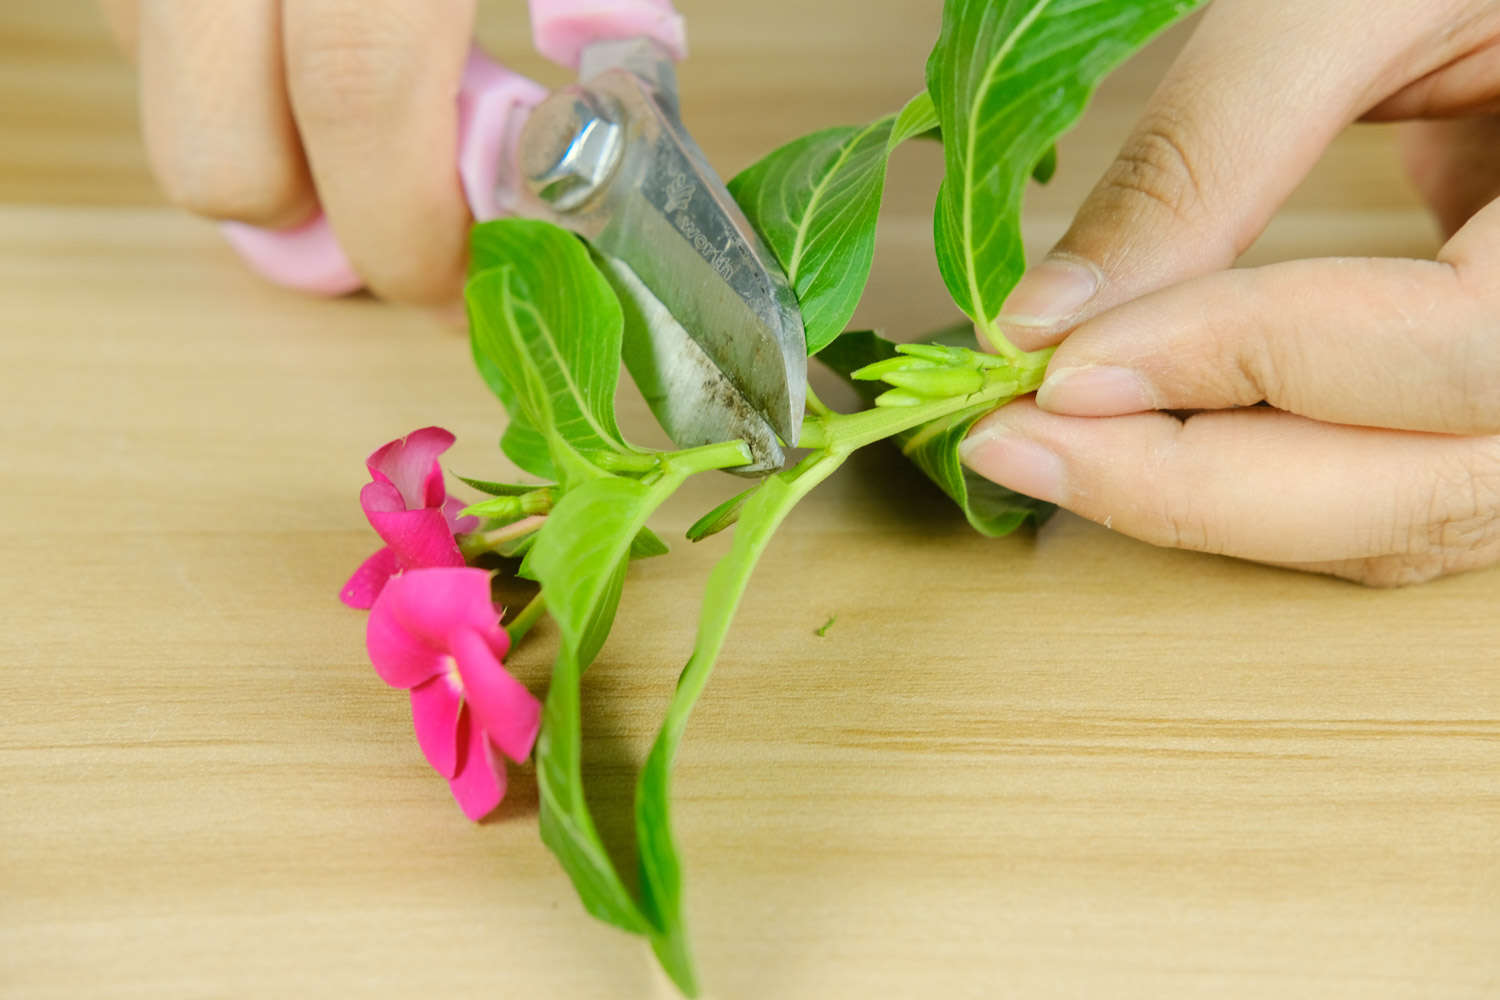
top-left (3, 4), bottom-right (1496, 999)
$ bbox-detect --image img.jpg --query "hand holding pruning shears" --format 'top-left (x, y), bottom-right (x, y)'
top-left (102, 0), bottom-right (806, 473)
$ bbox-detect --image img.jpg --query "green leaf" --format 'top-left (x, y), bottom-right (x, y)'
top-left (454, 476), bottom-right (540, 498)
top-left (470, 343), bottom-right (556, 480)
top-left (819, 328), bottom-right (1054, 536)
top-left (685, 486), bottom-right (755, 543)
top-left (525, 474), bottom-right (691, 938)
top-left (631, 528), bottom-right (671, 561)
top-left (634, 452), bottom-right (849, 997)
top-left (1031, 144), bottom-right (1058, 185)
top-left (728, 92), bottom-right (933, 355)
top-left (927, 0), bottom-right (1204, 354)
top-left (891, 90), bottom-right (940, 145)
top-left (465, 220), bottom-right (638, 484)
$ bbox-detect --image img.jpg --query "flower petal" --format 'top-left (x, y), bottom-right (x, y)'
top-left (366, 583), bottom-right (449, 689)
top-left (360, 479), bottom-right (407, 517)
top-left (375, 568), bottom-right (501, 650)
top-left (451, 626), bottom-right (537, 762)
top-left (365, 503), bottom-right (466, 571)
top-left (443, 495), bottom-right (480, 536)
top-left (367, 427), bottom-right (456, 510)
top-left (410, 676), bottom-right (463, 779)
top-left (340, 546), bottom-right (400, 609)
top-left (448, 707), bottom-right (506, 821)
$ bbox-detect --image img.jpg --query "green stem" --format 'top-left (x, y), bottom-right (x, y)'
top-left (658, 451), bottom-right (846, 743)
top-left (457, 514), bottom-right (549, 561)
top-left (804, 384), bottom-right (836, 418)
top-left (506, 591), bottom-right (548, 644)
top-left (659, 439), bottom-right (755, 477)
top-left (795, 417), bottom-right (831, 451)
top-left (820, 349), bottom-right (1051, 453)
top-left (633, 448), bottom-right (850, 991)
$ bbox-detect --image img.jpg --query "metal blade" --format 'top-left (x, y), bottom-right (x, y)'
top-left (512, 41), bottom-right (807, 451)
top-left (597, 254), bottom-right (783, 475)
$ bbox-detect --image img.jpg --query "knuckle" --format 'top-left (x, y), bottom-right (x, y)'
top-left (1095, 111), bottom-right (1207, 226)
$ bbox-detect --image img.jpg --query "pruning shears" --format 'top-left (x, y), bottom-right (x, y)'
top-left (224, 0), bottom-right (806, 473)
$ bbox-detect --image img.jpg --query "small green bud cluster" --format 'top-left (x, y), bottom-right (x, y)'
top-left (851, 342), bottom-right (1020, 408)
top-left (460, 487), bottom-right (556, 524)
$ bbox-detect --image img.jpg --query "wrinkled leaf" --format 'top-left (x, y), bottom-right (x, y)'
top-left (820, 328), bottom-right (1054, 536)
top-left (465, 220), bottom-right (639, 484)
top-left (928, 0), bottom-right (1203, 351)
top-left (728, 92), bottom-right (935, 355)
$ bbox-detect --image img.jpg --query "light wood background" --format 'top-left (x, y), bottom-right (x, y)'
top-left (2, 4), bottom-right (1495, 999)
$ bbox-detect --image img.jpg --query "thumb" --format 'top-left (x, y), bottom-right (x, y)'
top-left (993, 0), bottom-right (1429, 352)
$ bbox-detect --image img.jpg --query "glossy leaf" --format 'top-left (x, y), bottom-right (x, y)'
top-left (928, 0), bottom-right (1204, 353)
top-left (728, 92), bottom-right (934, 355)
top-left (465, 220), bottom-right (637, 484)
top-left (819, 328), bottom-right (1054, 536)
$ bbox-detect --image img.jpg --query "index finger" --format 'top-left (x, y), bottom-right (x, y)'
top-left (994, 0), bottom-right (1463, 352)
top-left (1033, 249), bottom-right (1500, 437)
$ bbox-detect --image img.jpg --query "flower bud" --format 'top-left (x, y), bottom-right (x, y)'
top-left (882, 366), bottom-right (986, 398)
top-left (873, 388), bottom-right (929, 408)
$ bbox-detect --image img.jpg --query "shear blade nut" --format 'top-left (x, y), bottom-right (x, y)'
top-left (522, 92), bottom-right (625, 212)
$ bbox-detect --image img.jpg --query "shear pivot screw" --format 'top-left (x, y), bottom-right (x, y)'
top-left (522, 90), bottom-right (624, 212)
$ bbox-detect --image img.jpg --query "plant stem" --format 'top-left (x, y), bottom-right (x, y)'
top-left (634, 447), bottom-right (850, 988)
top-left (659, 439), bottom-right (755, 476)
top-left (804, 384), bottom-right (836, 418)
top-left (658, 450), bottom-right (847, 746)
top-left (458, 514), bottom-right (549, 561)
top-left (506, 591), bottom-right (549, 644)
top-left (818, 350), bottom-right (1051, 453)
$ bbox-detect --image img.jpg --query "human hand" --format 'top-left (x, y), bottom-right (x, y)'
top-left (960, 0), bottom-right (1500, 586)
top-left (100, 1), bottom-right (477, 303)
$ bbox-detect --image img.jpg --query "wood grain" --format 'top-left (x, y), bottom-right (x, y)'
top-left (1, 4), bottom-right (1495, 1000)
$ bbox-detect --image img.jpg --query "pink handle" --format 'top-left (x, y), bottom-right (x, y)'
top-left (225, 0), bottom-right (686, 296)
top-left (224, 51), bottom-right (546, 296)
top-left (529, 0), bottom-right (686, 68)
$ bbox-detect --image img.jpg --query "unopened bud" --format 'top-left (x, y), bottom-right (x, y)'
top-left (873, 388), bottom-right (928, 408)
top-left (882, 366), bottom-right (986, 398)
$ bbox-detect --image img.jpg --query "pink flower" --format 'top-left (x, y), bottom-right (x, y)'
top-left (341, 427), bottom-right (479, 610)
top-left (366, 567), bottom-right (541, 820)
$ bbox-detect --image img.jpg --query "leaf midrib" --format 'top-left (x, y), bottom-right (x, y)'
top-left (785, 118), bottom-right (892, 288)
top-left (960, 0), bottom-right (1054, 329)
top-left (514, 297), bottom-right (628, 455)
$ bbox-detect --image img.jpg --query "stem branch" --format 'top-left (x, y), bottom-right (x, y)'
top-left (506, 591), bottom-right (549, 644)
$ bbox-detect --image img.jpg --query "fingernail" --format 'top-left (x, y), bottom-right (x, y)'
top-left (996, 254), bottom-right (1101, 342)
top-left (958, 424), bottom-right (1065, 505)
top-left (1037, 366), bottom-right (1157, 416)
